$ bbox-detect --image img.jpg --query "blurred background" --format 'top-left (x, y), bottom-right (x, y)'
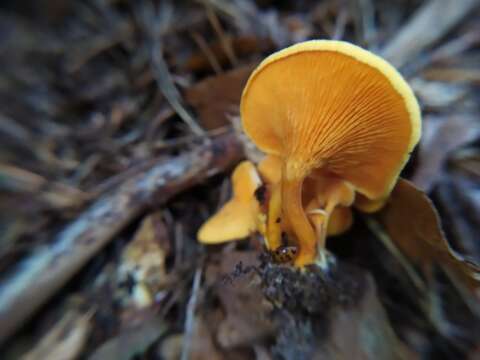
top-left (0, 0), bottom-right (479, 359)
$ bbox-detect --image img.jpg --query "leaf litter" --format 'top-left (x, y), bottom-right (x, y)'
top-left (1, 0), bottom-right (480, 359)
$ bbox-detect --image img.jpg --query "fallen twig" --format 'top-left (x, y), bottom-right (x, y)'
top-left (205, 4), bottom-right (238, 67)
top-left (149, 2), bottom-right (205, 136)
top-left (181, 267), bottom-right (203, 360)
top-left (0, 132), bottom-right (241, 344)
top-left (382, 0), bottom-right (479, 68)
top-left (23, 309), bottom-right (94, 360)
top-left (0, 163), bottom-right (90, 209)
top-left (89, 316), bottom-right (167, 360)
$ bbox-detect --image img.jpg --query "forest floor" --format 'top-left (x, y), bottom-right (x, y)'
top-left (1, 0), bottom-right (480, 359)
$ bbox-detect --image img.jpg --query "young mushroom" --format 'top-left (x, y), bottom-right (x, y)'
top-left (241, 40), bottom-right (421, 266)
top-left (197, 161), bottom-right (264, 244)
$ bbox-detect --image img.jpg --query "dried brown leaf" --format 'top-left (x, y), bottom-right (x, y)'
top-left (423, 67), bottom-right (480, 84)
top-left (159, 334), bottom-right (184, 360)
top-left (205, 251), bottom-right (275, 349)
top-left (186, 64), bottom-right (256, 130)
top-left (191, 316), bottom-right (224, 360)
top-left (89, 317), bottom-right (167, 360)
top-left (159, 318), bottom-right (223, 360)
top-left (184, 36), bottom-right (272, 73)
top-left (378, 179), bottom-right (480, 296)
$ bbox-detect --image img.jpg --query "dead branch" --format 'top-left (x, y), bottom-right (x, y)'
top-left (181, 267), bottom-right (203, 360)
top-left (382, 0), bottom-right (479, 68)
top-left (0, 132), bottom-right (242, 345)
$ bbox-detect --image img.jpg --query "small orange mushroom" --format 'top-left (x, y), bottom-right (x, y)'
top-left (197, 161), bottom-right (264, 244)
top-left (304, 174), bottom-right (355, 243)
top-left (326, 207), bottom-right (353, 236)
top-left (241, 40), bottom-right (421, 266)
top-left (354, 193), bottom-right (387, 213)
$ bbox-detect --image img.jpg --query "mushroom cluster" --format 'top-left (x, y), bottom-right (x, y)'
top-left (198, 40), bottom-right (421, 267)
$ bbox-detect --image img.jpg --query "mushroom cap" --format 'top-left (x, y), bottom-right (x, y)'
top-left (258, 155), bottom-right (282, 185)
top-left (197, 201), bottom-right (256, 243)
top-left (304, 173), bottom-right (355, 208)
top-left (197, 161), bottom-right (262, 244)
top-left (354, 193), bottom-right (387, 213)
top-left (327, 206), bottom-right (353, 236)
top-left (241, 40), bottom-right (421, 199)
top-left (232, 161), bottom-right (263, 201)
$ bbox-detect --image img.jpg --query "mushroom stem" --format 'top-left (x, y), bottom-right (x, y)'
top-left (314, 214), bottom-right (328, 250)
top-left (317, 197), bottom-right (338, 248)
top-left (266, 182), bottom-right (282, 250)
top-left (282, 177), bottom-right (317, 267)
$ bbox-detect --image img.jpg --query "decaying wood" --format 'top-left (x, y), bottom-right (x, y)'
top-left (382, 0), bottom-right (480, 68)
top-left (0, 133), bottom-right (242, 345)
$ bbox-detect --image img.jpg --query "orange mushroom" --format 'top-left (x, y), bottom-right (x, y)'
top-left (257, 155), bottom-right (284, 250)
top-left (258, 155), bottom-right (282, 185)
top-left (353, 193), bottom-right (387, 213)
top-left (304, 174), bottom-right (355, 243)
top-left (241, 40), bottom-right (421, 266)
top-left (326, 207), bottom-right (353, 236)
top-left (197, 161), bottom-right (264, 244)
